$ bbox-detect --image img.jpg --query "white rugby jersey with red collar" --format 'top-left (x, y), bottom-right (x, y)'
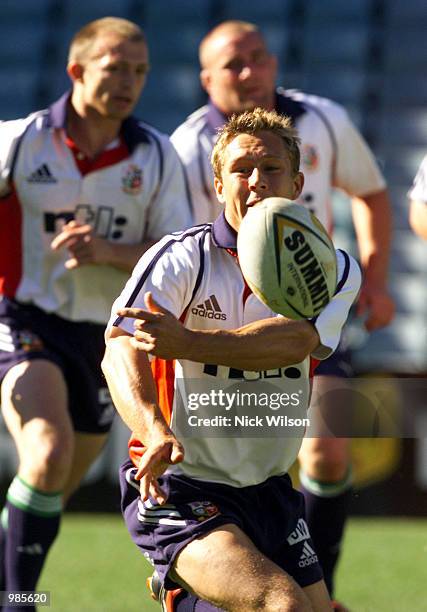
top-left (108, 213), bottom-right (361, 488)
top-left (0, 93), bottom-right (192, 324)
top-left (171, 89), bottom-right (386, 232)
top-left (409, 155), bottom-right (427, 203)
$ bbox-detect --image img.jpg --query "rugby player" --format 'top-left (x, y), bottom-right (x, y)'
top-left (170, 21), bottom-right (395, 605)
top-left (103, 108), bottom-right (361, 612)
top-left (0, 17), bottom-right (191, 603)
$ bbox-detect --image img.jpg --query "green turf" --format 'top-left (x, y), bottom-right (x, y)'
top-left (335, 518), bottom-right (427, 612)
top-left (38, 515), bottom-right (427, 611)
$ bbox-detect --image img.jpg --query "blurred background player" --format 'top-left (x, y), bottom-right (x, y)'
top-left (171, 20), bottom-right (395, 606)
top-left (103, 107), bottom-right (361, 612)
top-left (409, 155), bottom-right (427, 239)
top-left (0, 16), bottom-right (191, 606)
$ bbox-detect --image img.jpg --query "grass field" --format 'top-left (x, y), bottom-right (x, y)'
top-left (38, 515), bottom-right (427, 611)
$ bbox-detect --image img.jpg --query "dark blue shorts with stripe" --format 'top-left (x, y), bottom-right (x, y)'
top-left (120, 461), bottom-right (323, 591)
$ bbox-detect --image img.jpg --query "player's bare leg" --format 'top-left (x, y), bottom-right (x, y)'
top-left (1, 360), bottom-right (74, 490)
top-left (299, 375), bottom-right (352, 601)
top-left (0, 359), bottom-right (73, 598)
top-left (63, 432), bottom-right (108, 503)
top-left (170, 523), bottom-right (331, 611)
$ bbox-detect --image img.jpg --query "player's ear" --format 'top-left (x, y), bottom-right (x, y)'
top-left (214, 177), bottom-right (226, 204)
top-left (67, 62), bottom-right (84, 84)
top-left (292, 172), bottom-right (304, 199)
top-left (200, 68), bottom-right (211, 94)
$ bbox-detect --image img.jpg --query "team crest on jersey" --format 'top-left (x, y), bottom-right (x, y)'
top-left (301, 145), bottom-right (319, 171)
top-left (188, 501), bottom-right (220, 522)
top-left (18, 330), bottom-right (44, 353)
top-left (122, 164), bottom-right (143, 194)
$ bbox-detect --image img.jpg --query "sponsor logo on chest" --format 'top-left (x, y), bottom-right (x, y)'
top-left (301, 144), bottom-right (319, 172)
top-left (121, 164), bottom-right (143, 194)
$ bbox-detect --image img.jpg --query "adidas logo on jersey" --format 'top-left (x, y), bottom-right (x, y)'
top-left (287, 518), bottom-right (310, 546)
top-left (27, 164), bottom-right (57, 184)
top-left (298, 541), bottom-right (318, 568)
top-left (192, 295), bottom-right (226, 320)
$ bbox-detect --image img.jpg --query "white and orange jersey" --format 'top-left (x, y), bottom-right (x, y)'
top-left (409, 155), bottom-right (427, 203)
top-left (108, 214), bottom-right (361, 488)
top-left (171, 88), bottom-right (386, 232)
top-left (0, 93), bottom-right (192, 324)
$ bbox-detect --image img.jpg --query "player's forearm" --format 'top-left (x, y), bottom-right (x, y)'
top-left (409, 200), bottom-right (427, 240)
top-left (102, 333), bottom-right (171, 443)
top-left (103, 241), bottom-right (156, 272)
top-left (352, 189), bottom-right (392, 287)
top-left (182, 317), bottom-right (319, 370)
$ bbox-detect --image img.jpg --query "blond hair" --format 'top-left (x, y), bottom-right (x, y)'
top-left (68, 17), bottom-right (146, 64)
top-left (212, 107), bottom-right (301, 179)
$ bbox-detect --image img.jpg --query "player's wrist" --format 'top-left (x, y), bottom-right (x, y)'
top-left (144, 420), bottom-right (177, 447)
top-left (176, 327), bottom-right (203, 360)
top-left (98, 239), bottom-right (117, 266)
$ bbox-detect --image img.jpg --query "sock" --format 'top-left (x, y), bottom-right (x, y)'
top-left (0, 507), bottom-right (7, 590)
top-left (3, 476), bottom-right (62, 610)
top-left (300, 469), bottom-right (352, 596)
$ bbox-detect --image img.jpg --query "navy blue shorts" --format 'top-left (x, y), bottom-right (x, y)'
top-left (0, 297), bottom-right (114, 433)
top-left (315, 345), bottom-right (353, 378)
top-left (120, 461), bottom-right (323, 591)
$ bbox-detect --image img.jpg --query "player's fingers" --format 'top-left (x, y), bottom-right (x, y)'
top-left (133, 321), bottom-right (160, 335)
top-left (133, 328), bottom-right (154, 341)
top-left (138, 474), bottom-right (151, 501)
top-left (149, 479), bottom-right (168, 505)
top-left (64, 257), bottom-right (79, 269)
top-left (117, 307), bottom-right (157, 321)
top-left (64, 223), bottom-right (93, 236)
top-left (133, 319), bottom-right (148, 330)
top-left (51, 224), bottom-right (93, 249)
top-left (170, 442), bottom-right (185, 464)
top-left (130, 336), bottom-right (154, 352)
top-left (51, 233), bottom-right (79, 250)
top-left (135, 443), bottom-right (164, 480)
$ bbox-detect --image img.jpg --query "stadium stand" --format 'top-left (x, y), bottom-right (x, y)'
top-left (142, 0), bottom-right (213, 24)
top-left (221, 0), bottom-right (292, 22)
top-left (304, 0), bottom-right (373, 24)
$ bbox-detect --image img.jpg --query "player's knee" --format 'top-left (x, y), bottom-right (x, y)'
top-left (313, 455), bottom-right (349, 482)
top-left (21, 433), bottom-right (74, 489)
top-left (300, 441), bottom-right (349, 482)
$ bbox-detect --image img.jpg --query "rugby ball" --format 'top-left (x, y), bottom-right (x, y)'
top-left (237, 198), bottom-right (337, 319)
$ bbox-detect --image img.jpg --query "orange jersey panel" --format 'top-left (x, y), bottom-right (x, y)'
top-left (128, 357), bottom-right (176, 467)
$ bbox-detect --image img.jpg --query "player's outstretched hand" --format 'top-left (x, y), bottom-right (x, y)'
top-left (117, 292), bottom-right (190, 359)
top-left (135, 434), bottom-right (184, 504)
top-left (356, 282), bottom-right (395, 332)
top-left (50, 220), bottom-right (112, 269)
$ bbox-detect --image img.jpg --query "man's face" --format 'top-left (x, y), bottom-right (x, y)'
top-left (214, 130), bottom-right (304, 231)
top-left (75, 33), bottom-right (149, 120)
top-left (201, 30), bottom-right (277, 115)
